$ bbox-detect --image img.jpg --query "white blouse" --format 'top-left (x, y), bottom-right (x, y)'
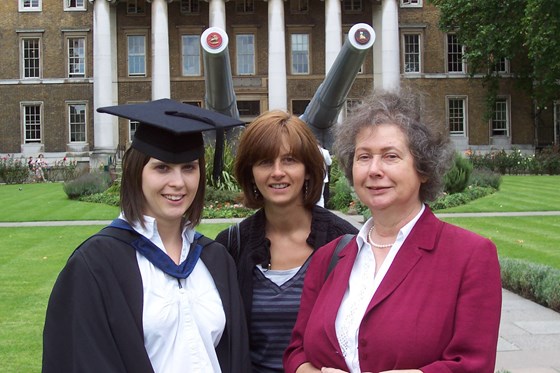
top-left (124, 214), bottom-right (226, 373)
top-left (334, 205), bottom-right (424, 373)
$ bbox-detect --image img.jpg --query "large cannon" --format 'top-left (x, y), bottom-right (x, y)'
top-left (201, 24), bottom-right (375, 182)
top-left (300, 23), bottom-right (375, 148)
top-left (200, 27), bottom-right (239, 183)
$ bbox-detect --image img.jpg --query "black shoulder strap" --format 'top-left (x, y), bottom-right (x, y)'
top-left (227, 223), bottom-right (241, 264)
top-left (325, 233), bottom-right (355, 281)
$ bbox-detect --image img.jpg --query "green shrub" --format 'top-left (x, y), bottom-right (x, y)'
top-left (45, 157), bottom-right (81, 182)
top-left (444, 153), bottom-right (473, 194)
top-left (205, 186), bottom-right (243, 205)
top-left (205, 139), bottom-right (240, 192)
top-left (500, 257), bottom-right (560, 312)
top-left (469, 168), bottom-right (502, 190)
top-left (0, 155), bottom-right (31, 184)
top-left (429, 186), bottom-right (495, 210)
top-left (327, 176), bottom-right (354, 211)
top-left (63, 172), bottom-right (112, 199)
top-left (79, 180), bottom-right (121, 206)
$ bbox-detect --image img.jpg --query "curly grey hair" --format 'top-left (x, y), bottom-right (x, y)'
top-left (333, 89), bottom-right (455, 202)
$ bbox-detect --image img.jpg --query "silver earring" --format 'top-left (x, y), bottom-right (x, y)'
top-left (304, 180), bottom-right (309, 199)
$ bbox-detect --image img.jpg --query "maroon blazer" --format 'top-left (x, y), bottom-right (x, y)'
top-left (284, 207), bottom-right (502, 373)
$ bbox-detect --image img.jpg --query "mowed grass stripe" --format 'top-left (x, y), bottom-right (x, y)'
top-left (441, 216), bottom-right (560, 269)
top-left (439, 175), bottom-right (560, 213)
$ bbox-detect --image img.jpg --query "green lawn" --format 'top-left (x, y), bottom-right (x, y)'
top-left (0, 175), bottom-right (558, 372)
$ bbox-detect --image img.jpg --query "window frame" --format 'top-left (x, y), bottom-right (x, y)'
top-left (446, 33), bottom-right (466, 74)
top-left (491, 97), bottom-right (510, 137)
top-left (400, 0), bottom-right (422, 8)
top-left (342, 0), bottom-right (362, 13)
top-left (68, 102), bottom-right (88, 143)
top-left (180, 0), bottom-right (200, 14)
top-left (446, 96), bottom-right (468, 136)
top-left (181, 34), bottom-right (201, 76)
top-left (402, 32), bottom-right (422, 74)
top-left (20, 36), bottom-right (42, 79)
top-left (290, 0), bottom-right (309, 14)
top-left (21, 102), bottom-right (43, 144)
top-left (64, 0), bottom-right (86, 11)
top-left (127, 0), bottom-right (146, 15)
top-left (290, 33), bottom-right (311, 75)
top-left (66, 35), bottom-right (86, 78)
top-left (235, 0), bottom-right (255, 13)
top-left (236, 33), bottom-right (256, 76)
top-left (19, 0), bottom-right (42, 12)
top-left (127, 34), bottom-right (147, 77)
top-left (492, 57), bottom-right (510, 74)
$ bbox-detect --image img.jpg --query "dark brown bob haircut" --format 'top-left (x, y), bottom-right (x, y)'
top-left (119, 147), bottom-right (206, 228)
top-left (234, 110), bottom-right (325, 209)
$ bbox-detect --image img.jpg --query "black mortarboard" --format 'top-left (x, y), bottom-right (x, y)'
top-left (97, 99), bottom-right (244, 163)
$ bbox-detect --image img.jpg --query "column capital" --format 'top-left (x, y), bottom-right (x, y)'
top-left (88, 0), bottom-right (118, 4)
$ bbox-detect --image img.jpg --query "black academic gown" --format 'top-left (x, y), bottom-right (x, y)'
top-left (42, 227), bottom-right (251, 373)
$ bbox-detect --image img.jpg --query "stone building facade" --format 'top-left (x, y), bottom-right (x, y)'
top-left (0, 0), bottom-right (557, 167)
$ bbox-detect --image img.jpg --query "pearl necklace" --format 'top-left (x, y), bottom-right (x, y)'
top-left (368, 226), bottom-right (395, 249)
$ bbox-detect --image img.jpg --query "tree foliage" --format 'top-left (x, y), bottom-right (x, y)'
top-left (429, 0), bottom-right (560, 108)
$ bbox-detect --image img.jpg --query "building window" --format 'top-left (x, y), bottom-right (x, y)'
top-left (401, 0), bottom-right (422, 7)
top-left (127, 0), bottom-right (145, 14)
top-left (183, 101), bottom-right (202, 107)
top-left (290, 0), bottom-right (309, 13)
top-left (237, 100), bottom-right (261, 119)
top-left (236, 34), bottom-right (255, 75)
top-left (291, 34), bottom-right (310, 75)
top-left (182, 35), bottom-right (201, 76)
top-left (181, 0), bottom-right (200, 14)
top-left (128, 35), bottom-right (146, 77)
top-left (342, 0), bottom-right (362, 13)
top-left (447, 34), bottom-right (465, 73)
top-left (403, 33), bottom-right (421, 73)
top-left (129, 120), bottom-right (139, 142)
top-left (22, 103), bottom-right (42, 144)
top-left (69, 103), bottom-right (87, 142)
top-left (68, 37), bottom-right (86, 78)
top-left (65, 0), bottom-right (86, 10)
top-left (492, 57), bottom-right (510, 74)
top-left (345, 99), bottom-right (362, 115)
top-left (20, 0), bottom-right (41, 11)
top-left (447, 97), bottom-right (467, 136)
top-left (236, 0), bottom-right (254, 13)
top-left (491, 98), bottom-right (509, 137)
top-left (22, 38), bottom-right (41, 79)
top-left (291, 100), bottom-right (310, 116)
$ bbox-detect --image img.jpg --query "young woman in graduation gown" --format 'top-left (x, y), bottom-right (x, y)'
top-left (42, 99), bottom-right (251, 373)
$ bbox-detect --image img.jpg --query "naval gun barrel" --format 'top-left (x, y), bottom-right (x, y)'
top-left (201, 27), bottom-right (240, 183)
top-left (300, 23), bottom-right (375, 146)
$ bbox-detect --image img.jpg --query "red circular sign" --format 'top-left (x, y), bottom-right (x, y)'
top-left (206, 32), bottom-right (223, 49)
top-left (354, 28), bottom-right (371, 45)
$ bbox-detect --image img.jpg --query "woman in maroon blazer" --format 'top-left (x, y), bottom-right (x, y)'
top-left (284, 90), bottom-right (502, 373)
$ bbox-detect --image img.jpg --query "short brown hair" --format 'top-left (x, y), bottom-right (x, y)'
top-left (234, 110), bottom-right (325, 209)
top-left (120, 147), bottom-right (206, 228)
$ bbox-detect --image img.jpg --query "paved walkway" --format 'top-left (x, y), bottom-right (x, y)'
top-left (2, 210), bottom-right (560, 372)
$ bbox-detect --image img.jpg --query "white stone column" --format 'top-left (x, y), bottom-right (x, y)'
top-left (89, 0), bottom-right (117, 162)
top-left (372, 7), bottom-right (383, 89)
top-left (149, 0), bottom-right (171, 99)
top-left (324, 0), bottom-right (342, 123)
top-left (324, 0), bottom-right (342, 73)
top-left (208, 0), bottom-right (226, 30)
top-left (380, 0), bottom-right (400, 91)
top-left (267, 0), bottom-right (287, 111)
